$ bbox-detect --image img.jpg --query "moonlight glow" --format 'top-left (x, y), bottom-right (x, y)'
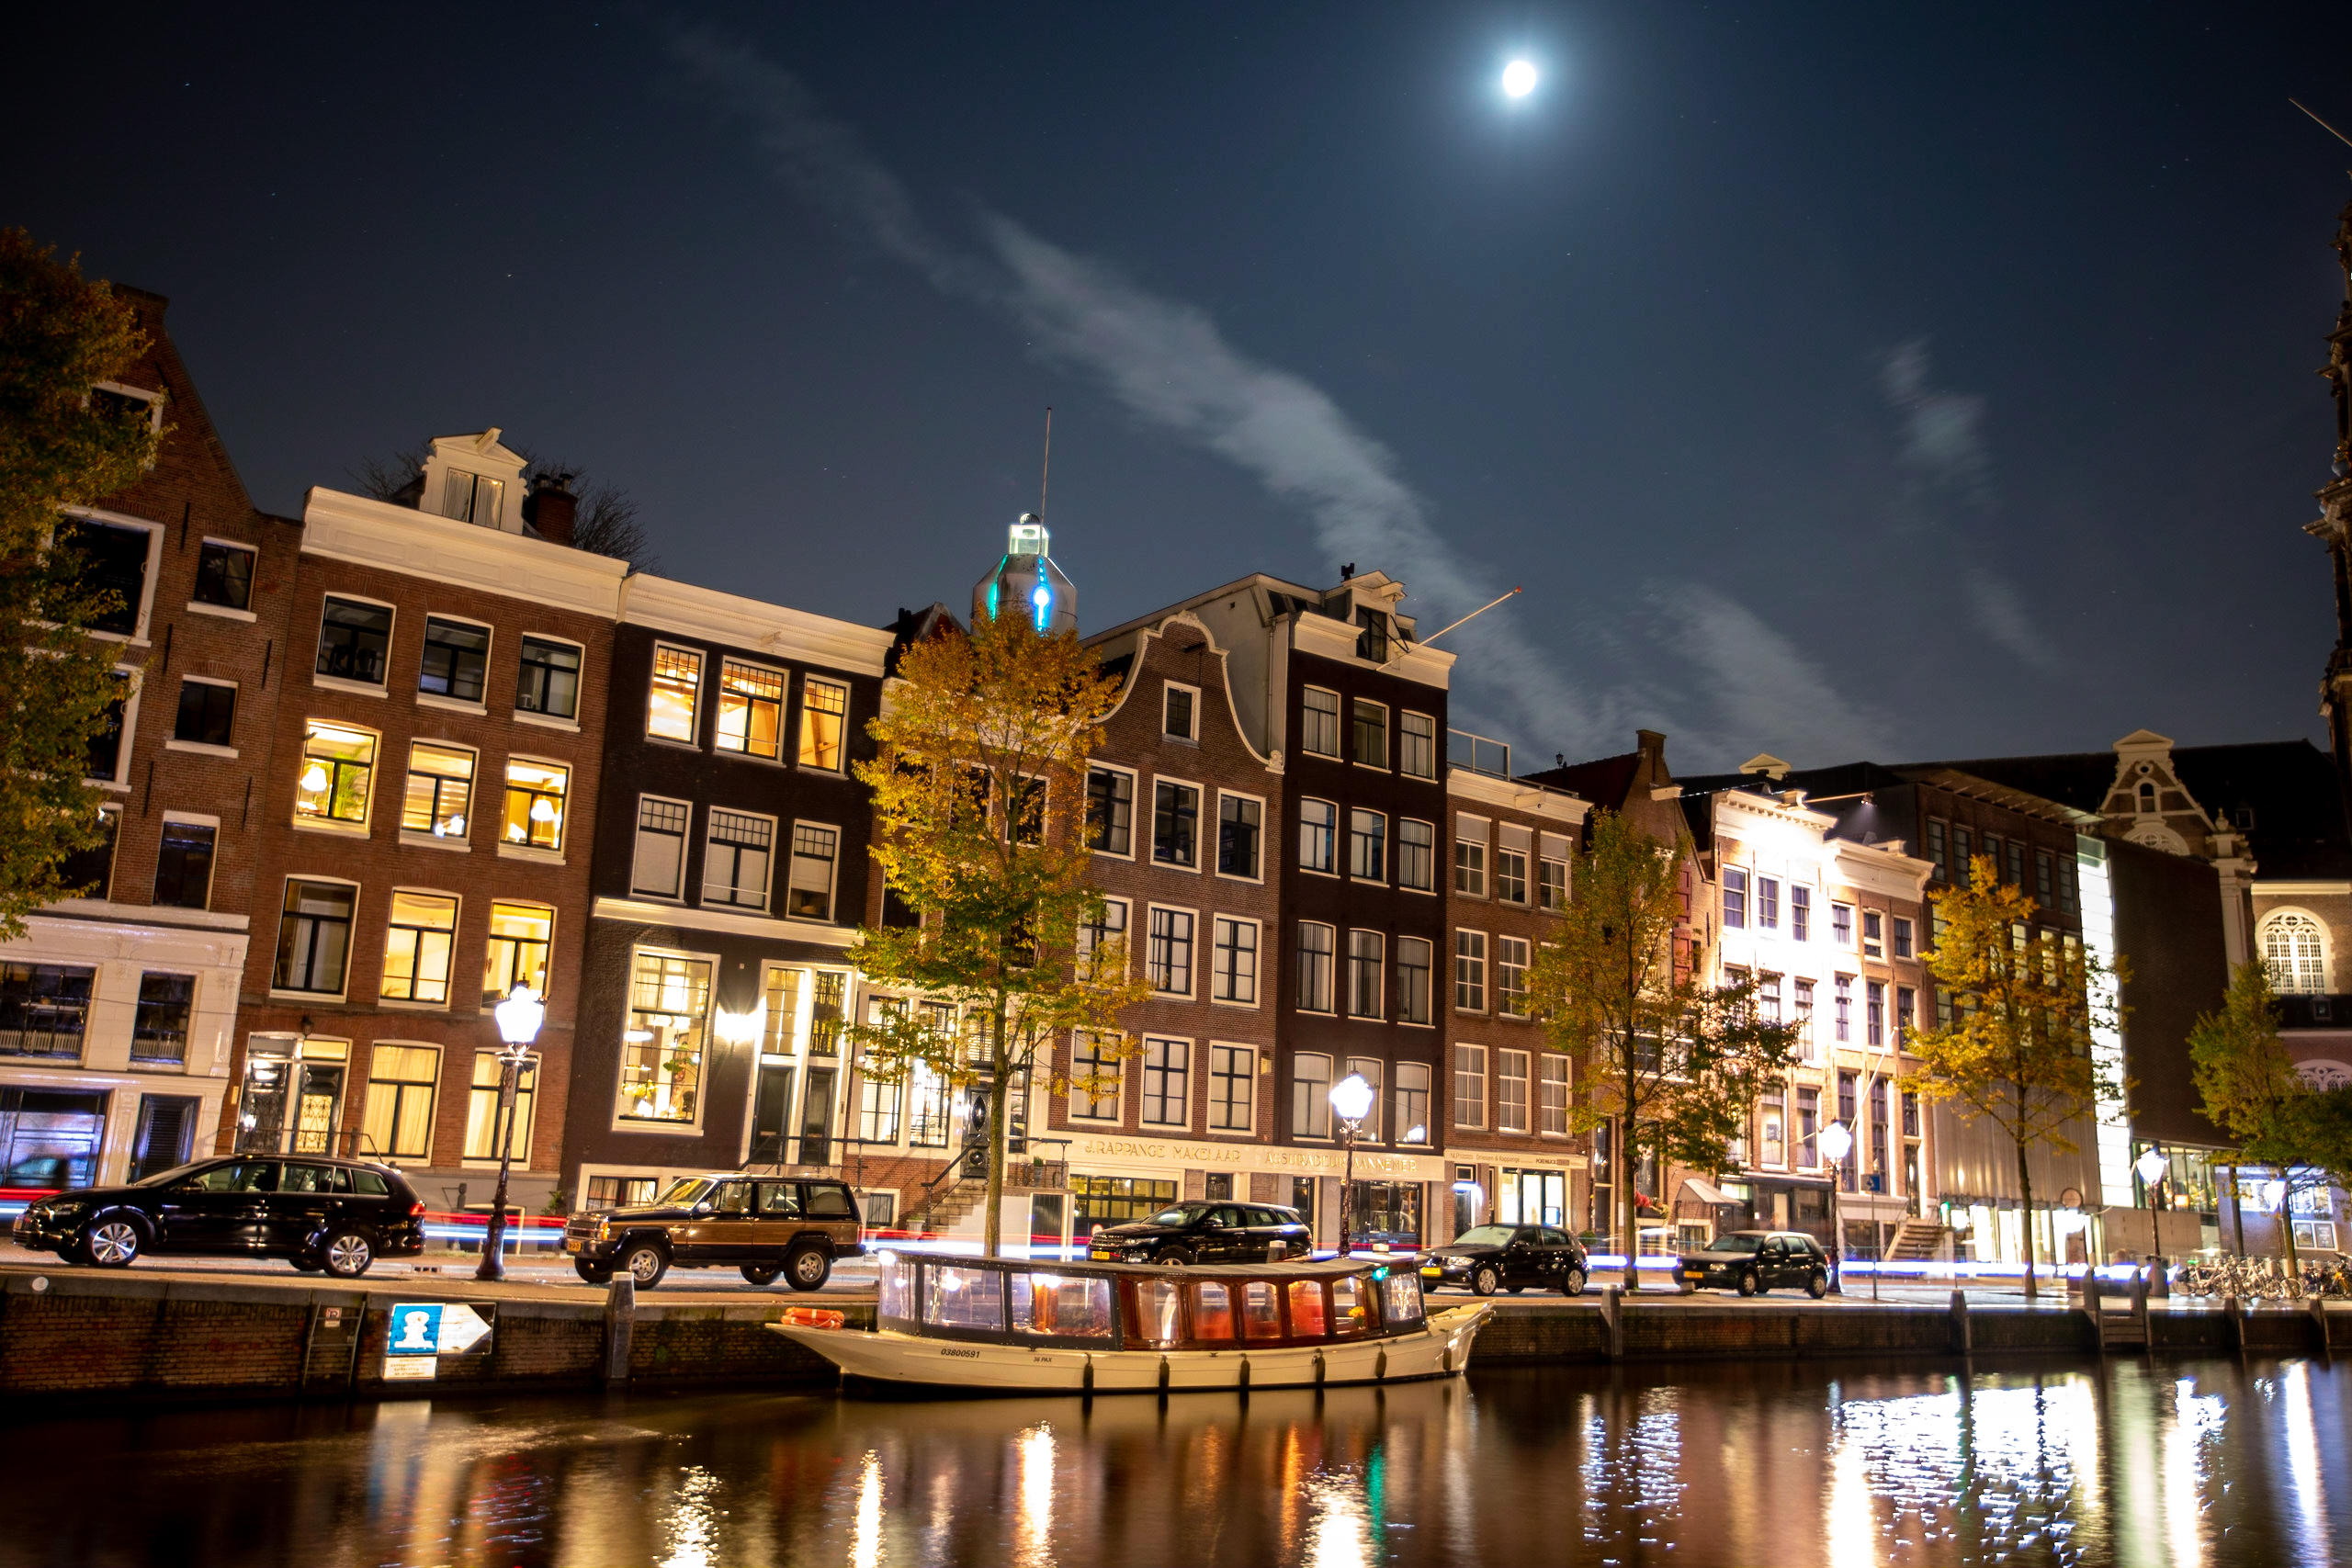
top-left (1501, 59), bottom-right (1538, 98)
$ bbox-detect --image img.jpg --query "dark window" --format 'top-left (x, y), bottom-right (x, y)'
top-left (130, 973), bottom-right (194, 1066)
top-left (56, 807), bottom-right (119, 899)
top-left (1163, 685), bottom-right (1195, 739)
top-left (273, 880), bottom-right (356, 994)
top-left (1722, 867), bottom-right (1747, 929)
top-left (173, 680), bottom-right (236, 747)
top-left (153, 820), bottom-right (216, 909)
top-left (316, 597), bottom-right (392, 684)
top-left (2035, 849), bottom-right (2055, 908)
top-left (1153, 781), bottom-right (1198, 867)
top-left (1217, 795), bottom-right (1261, 877)
top-left (1355, 605), bottom-right (1388, 662)
top-left (85, 677), bottom-right (127, 782)
top-left (62, 519), bottom-right (150, 636)
top-left (0, 964), bottom-right (96, 1059)
top-left (1087, 767), bottom-right (1133, 854)
top-left (2006, 840), bottom-right (2025, 888)
top-left (418, 616), bottom-right (490, 702)
top-left (1951, 827), bottom-right (1972, 886)
top-left (1925, 819), bottom-right (1948, 882)
top-left (515, 636), bottom-right (581, 719)
top-left (1351, 699), bottom-right (1387, 767)
top-left (193, 541), bottom-right (254, 610)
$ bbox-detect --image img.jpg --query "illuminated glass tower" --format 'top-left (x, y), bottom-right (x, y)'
top-left (972, 513), bottom-right (1077, 635)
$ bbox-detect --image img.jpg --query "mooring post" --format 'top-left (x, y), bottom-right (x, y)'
top-left (1600, 1283), bottom-right (1623, 1362)
top-left (1950, 1288), bottom-right (1972, 1356)
top-left (2086, 1270), bottom-right (2106, 1356)
top-left (604, 1274), bottom-right (635, 1385)
top-left (2311, 1293), bottom-right (2331, 1358)
top-left (2130, 1266), bottom-right (2150, 1354)
top-left (2222, 1293), bottom-right (2244, 1356)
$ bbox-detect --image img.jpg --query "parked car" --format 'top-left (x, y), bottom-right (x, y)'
top-left (1679, 1230), bottom-right (1832, 1297)
top-left (563, 1174), bottom-right (866, 1291)
top-left (1087, 1201), bottom-right (1313, 1266)
top-left (1419, 1224), bottom-right (1589, 1296)
top-left (9, 1156), bottom-right (426, 1278)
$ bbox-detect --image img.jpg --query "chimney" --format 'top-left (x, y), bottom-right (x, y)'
top-left (526, 471), bottom-right (577, 547)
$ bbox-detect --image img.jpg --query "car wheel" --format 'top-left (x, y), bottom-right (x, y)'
top-left (1807, 1270), bottom-right (1829, 1300)
top-left (1471, 1265), bottom-right (1500, 1297)
top-left (786, 1244), bottom-right (832, 1292)
top-left (1562, 1267), bottom-right (1588, 1297)
top-left (322, 1230), bottom-right (375, 1280)
top-left (742, 1263), bottom-right (783, 1287)
top-left (1736, 1268), bottom-right (1760, 1298)
top-left (574, 1261), bottom-right (613, 1285)
top-left (80, 1217), bottom-right (142, 1269)
top-left (1159, 1247), bottom-right (1193, 1268)
top-left (617, 1241), bottom-right (669, 1290)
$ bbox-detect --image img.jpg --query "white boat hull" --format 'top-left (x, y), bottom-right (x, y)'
top-left (768, 1303), bottom-right (1491, 1395)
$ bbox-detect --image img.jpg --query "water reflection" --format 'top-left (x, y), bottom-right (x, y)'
top-left (5, 1358), bottom-right (2346, 1567)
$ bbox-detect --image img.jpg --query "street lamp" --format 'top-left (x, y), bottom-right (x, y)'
top-left (1818, 1121), bottom-right (1854, 1296)
top-left (1329, 1073), bottom-right (1375, 1256)
top-left (474, 983), bottom-right (545, 1283)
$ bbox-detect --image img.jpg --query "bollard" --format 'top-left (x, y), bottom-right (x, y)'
top-left (1950, 1289), bottom-right (1972, 1356)
top-left (604, 1274), bottom-right (635, 1384)
top-left (2149, 1257), bottom-right (2170, 1300)
top-left (1600, 1283), bottom-right (1623, 1362)
top-left (2086, 1270), bottom-right (2105, 1356)
top-left (2222, 1293), bottom-right (2244, 1356)
top-left (2312, 1293), bottom-right (2332, 1357)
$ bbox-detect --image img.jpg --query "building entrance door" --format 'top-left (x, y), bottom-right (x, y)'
top-left (798, 1066), bottom-right (837, 1167)
top-left (289, 1063), bottom-right (345, 1154)
top-left (751, 1064), bottom-right (796, 1167)
top-left (130, 1096), bottom-right (199, 1181)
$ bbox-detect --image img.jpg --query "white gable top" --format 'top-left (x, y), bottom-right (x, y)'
top-left (421, 429), bottom-right (531, 534)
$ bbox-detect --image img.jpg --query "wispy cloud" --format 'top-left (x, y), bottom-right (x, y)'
top-left (1963, 569), bottom-right (2059, 671)
top-left (1880, 337), bottom-right (1991, 509)
top-left (666, 28), bottom-right (1894, 770)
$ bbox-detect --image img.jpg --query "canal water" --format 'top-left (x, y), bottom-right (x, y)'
top-left (7, 1357), bottom-right (2344, 1567)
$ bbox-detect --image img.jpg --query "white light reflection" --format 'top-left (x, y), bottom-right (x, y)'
top-left (852, 1450), bottom-right (884, 1568)
top-left (660, 1464), bottom-right (720, 1568)
top-left (1015, 1424), bottom-right (1056, 1567)
top-left (2282, 1362), bottom-right (2332, 1564)
top-left (1305, 1470), bottom-right (1375, 1568)
top-left (1826, 1382), bottom-right (1878, 1568)
top-left (2161, 1377), bottom-right (2226, 1568)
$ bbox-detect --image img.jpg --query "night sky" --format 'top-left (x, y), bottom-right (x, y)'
top-left (11, 4), bottom-right (2352, 773)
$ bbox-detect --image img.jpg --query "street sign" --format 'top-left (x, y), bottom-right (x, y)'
top-left (384, 1302), bottom-right (496, 1381)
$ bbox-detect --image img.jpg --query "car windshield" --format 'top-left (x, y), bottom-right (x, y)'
top-left (1707, 1234), bottom-right (1764, 1254)
top-left (656, 1178), bottom-right (717, 1207)
top-left (129, 1160), bottom-right (212, 1189)
top-left (1453, 1225), bottom-right (1519, 1247)
top-left (1145, 1203), bottom-right (1209, 1225)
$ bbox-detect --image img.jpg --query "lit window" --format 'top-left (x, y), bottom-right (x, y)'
top-left (2263, 911), bottom-right (2328, 995)
top-left (1832, 902), bottom-right (1854, 945)
top-left (787, 823), bottom-right (840, 920)
top-left (440, 468), bottom-right (503, 526)
top-left (315, 596), bottom-right (391, 685)
top-left (294, 721), bottom-right (376, 826)
top-left (647, 644), bottom-right (703, 743)
top-left (798, 677), bottom-right (849, 771)
top-left (418, 616), bottom-right (491, 704)
top-left (1069, 1033), bottom-right (1123, 1122)
top-left (717, 659), bottom-right (786, 760)
top-left (483, 901), bottom-right (553, 1005)
top-left (1345, 1057), bottom-right (1384, 1140)
top-left (515, 635), bottom-right (581, 719)
top-left (501, 759), bottom-right (569, 851)
top-left (619, 952), bottom-right (712, 1123)
top-left (464, 1050), bottom-right (537, 1161)
top-left (1756, 875), bottom-right (1780, 930)
top-left (273, 879), bottom-right (355, 994)
top-left (1293, 1053), bottom-right (1332, 1136)
top-left (381, 890), bottom-right (458, 1003)
top-left (1300, 687), bottom-right (1340, 757)
top-left (361, 1043), bottom-right (440, 1161)
top-left (704, 809), bottom-right (774, 910)
top-left (400, 741), bottom-right (475, 839)
top-left (1394, 1063), bottom-right (1431, 1145)
top-left (630, 796), bottom-right (690, 898)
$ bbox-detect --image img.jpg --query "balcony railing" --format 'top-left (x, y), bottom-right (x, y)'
top-left (1448, 728), bottom-right (1511, 779)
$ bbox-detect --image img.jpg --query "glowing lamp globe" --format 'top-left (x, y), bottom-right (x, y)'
top-left (1329, 1073), bottom-right (1375, 1124)
top-left (494, 984), bottom-right (545, 1048)
top-left (1817, 1122), bottom-right (1853, 1165)
top-left (2135, 1148), bottom-right (2170, 1186)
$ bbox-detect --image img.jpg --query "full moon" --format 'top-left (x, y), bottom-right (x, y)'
top-left (1501, 59), bottom-right (1538, 98)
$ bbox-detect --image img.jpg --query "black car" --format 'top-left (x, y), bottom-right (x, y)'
top-left (1087, 1201), bottom-right (1312, 1266)
top-left (1679, 1230), bottom-right (1832, 1298)
top-left (9, 1156), bottom-right (426, 1279)
top-left (1419, 1224), bottom-right (1589, 1296)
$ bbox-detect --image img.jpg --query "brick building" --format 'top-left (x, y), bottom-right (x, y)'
top-left (1, 289), bottom-right (298, 1189)
top-left (564, 575), bottom-right (891, 1213)
top-left (220, 434), bottom-right (626, 1215)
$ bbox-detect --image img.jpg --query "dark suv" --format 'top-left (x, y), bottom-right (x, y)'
top-left (10, 1156), bottom-right (426, 1278)
top-left (1679, 1230), bottom-right (1833, 1297)
top-left (1087, 1201), bottom-right (1313, 1265)
top-left (564, 1174), bottom-right (866, 1291)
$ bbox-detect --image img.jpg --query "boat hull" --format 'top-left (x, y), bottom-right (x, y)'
top-left (768, 1303), bottom-right (1491, 1395)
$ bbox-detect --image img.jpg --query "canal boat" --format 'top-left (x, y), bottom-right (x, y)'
top-left (767, 1251), bottom-right (1490, 1395)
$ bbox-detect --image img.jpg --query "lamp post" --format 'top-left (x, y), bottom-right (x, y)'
top-left (474, 984), bottom-right (545, 1283)
top-left (1329, 1073), bottom-right (1375, 1257)
top-left (2136, 1145), bottom-right (2173, 1292)
top-left (1818, 1121), bottom-right (1853, 1296)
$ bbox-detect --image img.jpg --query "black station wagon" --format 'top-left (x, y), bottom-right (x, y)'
top-left (10, 1156), bottom-right (426, 1278)
top-left (1088, 1201), bottom-right (1314, 1266)
top-left (1419, 1224), bottom-right (1590, 1295)
top-left (1679, 1230), bottom-right (1833, 1297)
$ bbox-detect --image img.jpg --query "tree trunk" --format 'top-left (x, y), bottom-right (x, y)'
top-left (1619, 1112), bottom-right (1640, 1291)
top-left (2279, 1179), bottom-right (2301, 1279)
top-left (2224, 1163), bottom-right (2245, 1258)
top-left (981, 1001), bottom-right (1010, 1258)
top-left (2013, 1134), bottom-right (2038, 1302)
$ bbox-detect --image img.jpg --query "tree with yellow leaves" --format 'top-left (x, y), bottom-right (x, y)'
top-left (1907, 854), bottom-right (2124, 1299)
top-left (846, 607), bottom-right (1148, 1256)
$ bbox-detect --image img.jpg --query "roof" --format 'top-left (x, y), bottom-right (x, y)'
top-left (1521, 750), bottom-right (1640, 809)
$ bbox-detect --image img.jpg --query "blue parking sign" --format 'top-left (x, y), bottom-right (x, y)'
top-left (387, 1303), bottom-right (444, 1357)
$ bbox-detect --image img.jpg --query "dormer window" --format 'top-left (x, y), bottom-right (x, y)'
top-left (1356, 606), bottom-right (1388, 663)
top-left (440, 470), bottom-right (504, 528)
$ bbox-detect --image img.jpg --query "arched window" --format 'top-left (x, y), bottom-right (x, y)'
top-left (2260, 910), bottom-right (2329, 996)
top-left (2136, 781), bottom-right (2157, 814)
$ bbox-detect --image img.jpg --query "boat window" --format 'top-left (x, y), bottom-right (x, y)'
top-left (1139, 1279), bottom-right (1183, 1347)
top-left (1009, 1272), bottom-right (1114, 1339)
top-left (1286, 1280), bottom-right (1328, 1337)
top-left (877, 1253), bottom-right (913, 1325)
top-left (1331, 1275), bottom-right (1368, 1336)
top-left (1241, 1280), bottom-right (1282, 1339)
top-left (1379, 1269), bottom-right (1424, 1327)
top-left (1193, 1281), bottom-right (1234, 1340)
top-left (922, 1265), bottom-right (1006, 1331)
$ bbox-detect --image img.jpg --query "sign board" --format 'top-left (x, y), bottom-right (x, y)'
top-left (384, 1302), bottom-right (496, 1380)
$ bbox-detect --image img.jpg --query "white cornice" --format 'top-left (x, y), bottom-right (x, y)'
top-left (619, 575), bottom-right (894, 677)
top-left (593, 896), bottom-right (859, 948)
top-left (1446, 769), bottom-right (1588, 823)
top-left (1830, 839), bottom-right (1935, 899)
top-left (2253, 880), bottom-right (2352, 897)
top-left (1288, 613), bottom-right (1455, 688)
top-left (1716, 790), bottom-right (1838, 834)
top-left (301, 487), bottom-right (629, 617)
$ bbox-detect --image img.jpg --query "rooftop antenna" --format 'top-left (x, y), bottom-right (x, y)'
top-left (1038, 407), bottom-right (1053, 525)
top-left (2291, 97), bottom-right (2352, 154)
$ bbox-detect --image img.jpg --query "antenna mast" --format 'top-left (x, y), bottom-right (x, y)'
top-left (1038, 407), bottom-right (1054, 524)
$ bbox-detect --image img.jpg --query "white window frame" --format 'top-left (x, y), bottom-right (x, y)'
top-left (1214, 788), bottom-right (1266, 884)
top-left (1208, 1043), bottom-right (1255, 1134)
top-left (1497, 1049), bottom-right (1532, 1134)
top-left (646, 640), bottom-right (707, 747)
top-left (514, 631), bottom-right (586, 728)
top-left (290, 716), bottom-right (380, 835)
top-left (786, 819), bottom-right (842, 922)
top-left (1146, 903), bottom-right (1199, 998)
top-left (416, 612), bottom-right (494, 715)
top-left (1454, 814), bottom-right (1489, 898)
top-left (797, 674), bottom-right (852, 773)
top-left (702, 806), bottom-right (779, 913)
top-left (359, 1040), bottom-right (444, 1165)
top-left (1139, 1036), bottom-right (1193, 1130)
top-left (1086, 761), bottom-right (1138, 860)
top-left (714, 654), bottom-right (790, 762)
top-left (1298, 796), bottom-right (1339, 876)
top-left (1211, 914), bottom-right (1260, 1007)
top-left (1455, 929), bottom-right (1488, 1013)
top-left (82, 663), bottom-right (142, 791)
top-left (380, 886), bottom-right (462, 1009)
top-left (269, 874), bottom-right (361, 1001)
top-left (1162, 679), bottom-right (1201, 741)
top-left (615, 942), bottom-right (720, 1134)
top-left (1299, 684), bottom-right (1342, 758)
top-left (2261, 908), bottom-right (2332, 995)
top-left (187, 535), bottom-right (260, 624)
top-left (1079, 896), bottom-right (1132, 979)
top-left (1151, 774), bottom-right (1204, 873)
top-left (1454, 1044), bottom-right (1487, 1130)
top-left (311, 591), bottom-right (397, 696)
top-left (1497, 934), bottom-right (1532, 1018)
top-left (60, 509), bottom-right (164, 645)
top-left (1067, 1031), bottom-right (1125, 1124)
top-left (153, 810), bottom-right (219, 910)
top-left (164, 673), bottom-right (239, 759)
top-left (630, 794), bottom-right (693, 901)
top-left (1539, 1054), bottom-right (1571, 1137)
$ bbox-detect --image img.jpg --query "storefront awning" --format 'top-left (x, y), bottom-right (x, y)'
top-left (1679, 1178), bottom-right (1736, 1208)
